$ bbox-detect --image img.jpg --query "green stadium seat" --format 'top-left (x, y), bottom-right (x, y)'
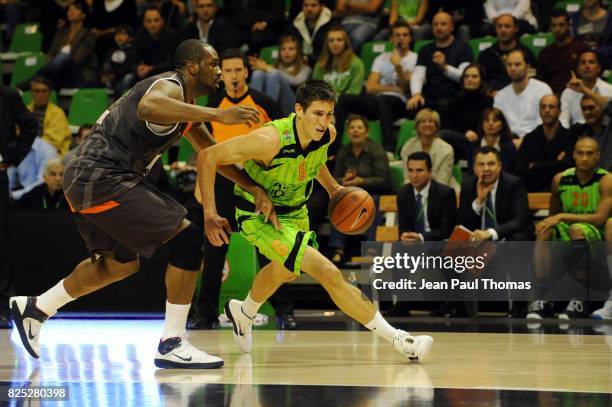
top-left (10, 52), bottom-right (46, 87)
top-left (177, 136), bottom-right (196, 163)
top-left (9, 23), bottom-right (42, 53)
top-left (68, 88), bottom-right (109, 127)
top-left (413, 39), bottom-right (433, 54)
top-left (554, 1), bottom-right (583, 13)
top-left (453, 164), bottom-right (462, 185)
top-left (468, 36), bottom-right (496, 59)
top-left (21, 90), bottom-right (58, 106)
top-left (195, 95), bottom-right (209, 106)
top-left (360, 41), bottom-right (393, 74)
top-left (341, 120), bottom-right (383, 145)
top-left (389, 161), bottom-right (405, 192)
top-left (520, 32), bottom-right (554, 57)
top-left (259, 45), bottom-right (279, 65)
top-left (395, 120), bottom-right (416, 159)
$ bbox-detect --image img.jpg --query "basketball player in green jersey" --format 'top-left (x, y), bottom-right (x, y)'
top-left (529, 137), bottom-right (612, 319)
top-left (198, 80), bottom-right (433, 362)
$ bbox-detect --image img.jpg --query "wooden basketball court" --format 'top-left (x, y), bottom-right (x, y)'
top-left (0, 315), bottom-right (610, 405)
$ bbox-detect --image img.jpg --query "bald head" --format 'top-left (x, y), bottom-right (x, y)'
top-left (576, 136), bottom-right (600, 151)
top-left (539, 94), bottom-right (560, 125)
top-left (433, 12), bottom-right (454, 41)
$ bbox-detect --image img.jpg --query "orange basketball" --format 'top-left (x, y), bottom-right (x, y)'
top-left (328, 187), bottom-right (376, 235)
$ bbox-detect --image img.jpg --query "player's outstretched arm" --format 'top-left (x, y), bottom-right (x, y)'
top-left (137, 80), bottom-right (260, 125)
top-left (197, 127), bottom-right (280, 246)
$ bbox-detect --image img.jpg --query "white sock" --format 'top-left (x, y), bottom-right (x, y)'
top-left (241, 292), bottom-right (262, 319)
top-left (365, 311), bottom-right (399, 344)
top-left (162, 302), bottom-right (190, 340)
top-left (36, 279), bottom-right (75, 317)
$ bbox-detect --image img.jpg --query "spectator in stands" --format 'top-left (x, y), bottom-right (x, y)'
top-left (132, 6), bottom-right (180, 80)
top-left (375, 0), bottom-right (431, 42)
top-left (482, 0), bottom-right (538, 36)
top-left (494, 49), bottom-right (553, 139)
top-left (466, 107), bottom-right (518, 175)
top-left (440, 63), bottom-right (494, 162)
top-left (333, 21), bottom-right (417, 152)
top-left (400, 108), bottom-right (454, 186)
top-left (529, 137), bottom-right (612, 320)
top-left (8, 132), bottom-right (58, 201)
top-left (477, 14), bottom-right (537, 91)
top-left (538, 9), bottom-right (590, 95)
top-left (518, 95), bottom-right (574, 192)
top-left (329, 116), bottom-right (391, 264)
top-left (407, 12), bottom-right (473, 127)
top-left (36, 1), bottom-right (97, 89)
top-left (26, 76), bottom-right (71, 158)
top-left (249, 34), bottom-right (312, 117)
top-left (63, 124), bottom-right (93, 166)
top-left (385, 151), bottom-right (456, 317)
top-left (427, 0), bottom-right (485, 42)
top-left (87, 0), bottom-right (138, 63)
top-left (333, 0), bottom-right (384, 52)
top-left (571, 0), bottom-right (612, 49)
top-left (560, 50), bottom-right (612, 128)
top-left (459, 145), bottom-right (533, 242)
top-left (290, 0), bottom-right (333, 66)
top-left (14, 159), bottom-right (69, 211)
top-left (222, 0), bottom-right (285, 53)
top-left (148, 0), bottom-right (188, 30)
top-left (100, 25), bottom-right (137, 96)
top-left (572, 93), bottom-right (612, 171)
top-left (179, 0), bottom-right (238, 54)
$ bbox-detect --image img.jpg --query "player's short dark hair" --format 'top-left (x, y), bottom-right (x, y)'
top-left (549, 9), bottom-right (570, 23)
top-left (30, 75), bottom-right (52, 88)
top-left (347, 114), bottom-right (369, 129)
top-left (220, 48), bottom-right (247, 67)
top-left (473, 146), bottom-right (502, 162)
top-left (174, 39), bottom-right (209, 69)
top-left (407, 152), bottom-right (432, 171)
top-left (295, 79), bottom-right (336, 111)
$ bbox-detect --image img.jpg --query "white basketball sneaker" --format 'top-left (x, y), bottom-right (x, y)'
top-left (393, 330), bottom-right (433, 363)
top-left (592, 301), bottom-right (612, 320)
top-left (154, 336), bottom-right (224, 369)
top-left (224, 300), bottom-right (253, 353)
top-left (9, 296), bottom-right (49, 359)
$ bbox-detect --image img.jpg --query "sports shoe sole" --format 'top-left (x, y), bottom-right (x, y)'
top-left (9, 297), bottom-right (39, 359)
top-left (153, 358), bottom-right (224, 369)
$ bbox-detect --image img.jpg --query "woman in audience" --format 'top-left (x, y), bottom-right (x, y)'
top-left (312, 26), bottom-right (366, 97)
top-left (440, 63), bottom-right (493, 161)
top-left (468, 107), bottom-right (518, 174)
top-left (249, 34), bottom-right (312, 117)
top-left (375, 0), bottom-right (431, 41)
top-left (400, 108), bottom-right (454, 186)
top-left (571, 0), bottom-right (612, 49)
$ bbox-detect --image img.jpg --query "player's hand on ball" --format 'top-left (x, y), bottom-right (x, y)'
top-left (218, 106), bottom-right (260, 126)
top-left (253, 187), bottom-right (280, 230)
top-left (204, 213), bottom-right (233, 246)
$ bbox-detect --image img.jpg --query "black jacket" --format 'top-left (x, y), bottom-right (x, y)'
top-left (458, 172), bottom-right (534, 240)
top-left (132, 27), bottom-right (180, 76)
top-left (180, 17), bottom-right (239, 54)
top-left (397, 180), bottom-right (457, 241)
top-left (0, 85), bottom-right (38, 167)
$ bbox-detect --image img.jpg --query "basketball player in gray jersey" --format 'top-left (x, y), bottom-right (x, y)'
top-left (9, 39), bottom-right (278, 369)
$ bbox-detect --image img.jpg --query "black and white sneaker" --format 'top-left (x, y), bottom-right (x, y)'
top-left (154, 337), bottom-right (224, 369)
top-left (224, 300), bottom-right (253, 353)
top-left (526, 300), bottom-right (554, 319)
top-left (9, 296), bottom-right (49, 359)
top-left (558, 299), bottom-right (589, 319)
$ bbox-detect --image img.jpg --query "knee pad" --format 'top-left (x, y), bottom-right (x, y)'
top-left (167, 222), bottom-right (203, 271)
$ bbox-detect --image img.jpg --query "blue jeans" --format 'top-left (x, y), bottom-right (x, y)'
top-left (343, 22), bottom-right (378, 52)
top-left (250, 70), bottom-right (295, 117)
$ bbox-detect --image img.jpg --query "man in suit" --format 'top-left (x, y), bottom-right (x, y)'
top-left (0, 84), bottom-right (38, 328)
top-left (180, 0), bottom-right (238, 54)
top-left (385, 152), bottom-right (456, 317)
top-left (458, 146), bottom-right (534, 317)
top-left (398, 152), bottom-right (457, 242)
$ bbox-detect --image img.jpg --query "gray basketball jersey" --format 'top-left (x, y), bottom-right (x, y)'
top-left (64, 72), bottom-right (190, 210)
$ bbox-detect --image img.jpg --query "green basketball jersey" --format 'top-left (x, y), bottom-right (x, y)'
top-left (235, 113), bottom-right (330, 210)
top-left (558, 167), bottom-right (608, 214)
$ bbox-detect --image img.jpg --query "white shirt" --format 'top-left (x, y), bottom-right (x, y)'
top-left (471, 178), bottom-right (500, 241)
top-left (197, 19), bottom-right (213, 43)
top-left (494, 78), bottom-right (553, 137)
top-left (371, 51), bottom-right (417, 102)
top-left (413, 181), bottom-right (431, 241)
top-left (484, 0), bottom-right (538, 28)
top-left (560, 78), bottom-right (612, 128)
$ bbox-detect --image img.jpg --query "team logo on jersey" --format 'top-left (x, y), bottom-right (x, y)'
top-left (298, 161), bottom-right (306, 181)
top-left (282, 130), bottom-right (292, 142)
